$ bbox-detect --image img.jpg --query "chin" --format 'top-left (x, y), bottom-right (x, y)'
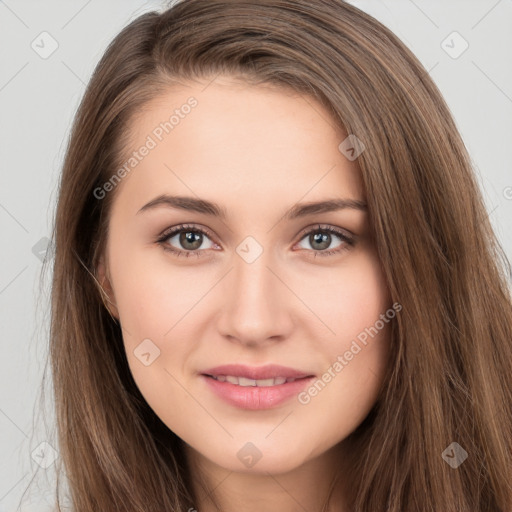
top-left (197, 440), bottom-right (313, 475)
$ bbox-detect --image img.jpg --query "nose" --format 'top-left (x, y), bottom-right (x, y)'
top-left (216, 248), bottom-right (295, 347)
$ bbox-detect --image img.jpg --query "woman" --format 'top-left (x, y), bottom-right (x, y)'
top-left (46, 0), bottom-right (512, 510)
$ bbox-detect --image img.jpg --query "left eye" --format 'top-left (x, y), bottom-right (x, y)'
top-left (296, 229), bottom-right (345, 252)
top-left (294, 225), bottom-right (354, 256)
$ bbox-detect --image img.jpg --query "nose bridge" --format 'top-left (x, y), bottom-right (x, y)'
top-left (234, 250), bottom-right (274, 306)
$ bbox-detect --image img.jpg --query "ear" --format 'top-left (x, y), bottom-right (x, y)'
top-left (95, 257), bottom-right (120, 321)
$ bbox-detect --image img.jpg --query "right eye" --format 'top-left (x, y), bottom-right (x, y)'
top-left (156, 224), bottom-right (220, 258)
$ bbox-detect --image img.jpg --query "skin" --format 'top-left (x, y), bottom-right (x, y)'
top-left (97, 76), bottom-right (392, 512)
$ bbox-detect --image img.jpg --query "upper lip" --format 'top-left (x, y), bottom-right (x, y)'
top-left (202, 364), bottom-right (314, 380)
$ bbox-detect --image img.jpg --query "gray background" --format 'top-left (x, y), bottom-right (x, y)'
top-left (1, 0), bottom-right (511, 510)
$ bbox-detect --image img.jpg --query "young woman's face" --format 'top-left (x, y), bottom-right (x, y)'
top-left (99, 76), bottom-right (392, 475)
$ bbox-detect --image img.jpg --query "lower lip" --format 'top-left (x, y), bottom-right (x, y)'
top-left (202, 375), bottom-right (315, 410)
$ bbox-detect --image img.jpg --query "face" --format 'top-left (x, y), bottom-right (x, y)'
top-left (98, 76), bottom-right (392, 476)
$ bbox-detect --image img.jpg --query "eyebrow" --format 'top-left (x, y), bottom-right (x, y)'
top-left (136, 194), bottom-right (367, 220)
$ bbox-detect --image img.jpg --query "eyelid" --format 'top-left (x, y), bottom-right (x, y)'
top-left (294, 223), bottom-right (354, 242)
top-left (157, 223), bottom-right (217, 243)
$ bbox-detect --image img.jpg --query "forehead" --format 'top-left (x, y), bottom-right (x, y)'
top-left (113, 77), bottom-right (364, 217)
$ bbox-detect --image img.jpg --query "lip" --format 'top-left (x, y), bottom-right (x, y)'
top-left (201, 364), bottom-right (315, 410)
top-left (203, 364), bottom-right (313, 380)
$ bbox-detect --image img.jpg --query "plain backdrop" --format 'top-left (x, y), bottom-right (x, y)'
top-left (0, 0), bottom-right (511, 510)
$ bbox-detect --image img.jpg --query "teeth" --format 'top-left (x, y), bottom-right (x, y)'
top-left (210, 375), bottom-right (298, 386)
top-left (255, 378), bottom-right (277, 386)
top-left (238, 377), bottom-right (257, 386)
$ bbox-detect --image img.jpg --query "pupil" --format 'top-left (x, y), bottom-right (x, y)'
top-left (311, 232), bottom-right (330, 250)
top-left (180, 231), bottom-right (202, 250)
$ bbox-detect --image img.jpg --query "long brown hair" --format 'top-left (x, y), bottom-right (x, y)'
top-left (43, 0), bottom-right (512, 510)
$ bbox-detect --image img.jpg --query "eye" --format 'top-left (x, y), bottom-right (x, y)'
top-left (156, 224), bottom-right (219, 258)
top-left (294, 224), bottom-right (355, 257)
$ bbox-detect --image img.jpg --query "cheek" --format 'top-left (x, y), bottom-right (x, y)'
top-left (108, 248), bottom-right (216, 393)
top-left (297, 335), bottom-right (389, 454)
top-left (108, 255), bottom-right (197, 425)
top-left (110, 245), bottom-right (212, 339)
top-left (295, 249), bottom-right (392, 429)
top-left (315, 248), bottom-right (391, 342)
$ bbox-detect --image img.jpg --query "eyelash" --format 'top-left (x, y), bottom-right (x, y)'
top-left (155, 223), bottom-right (355, 259)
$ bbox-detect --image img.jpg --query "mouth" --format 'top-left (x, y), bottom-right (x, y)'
top-left (200, 364), bottom-right (315, 410)
top-left (204, 375), bottom-right (306, 386)
top-left (202, 363), bottom-right (314, 381)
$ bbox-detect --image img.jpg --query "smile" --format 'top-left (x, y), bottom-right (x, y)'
top-left (208, 375), bottom-right (299, 386)
top-left (202, 374), bottom-right (315, 410)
